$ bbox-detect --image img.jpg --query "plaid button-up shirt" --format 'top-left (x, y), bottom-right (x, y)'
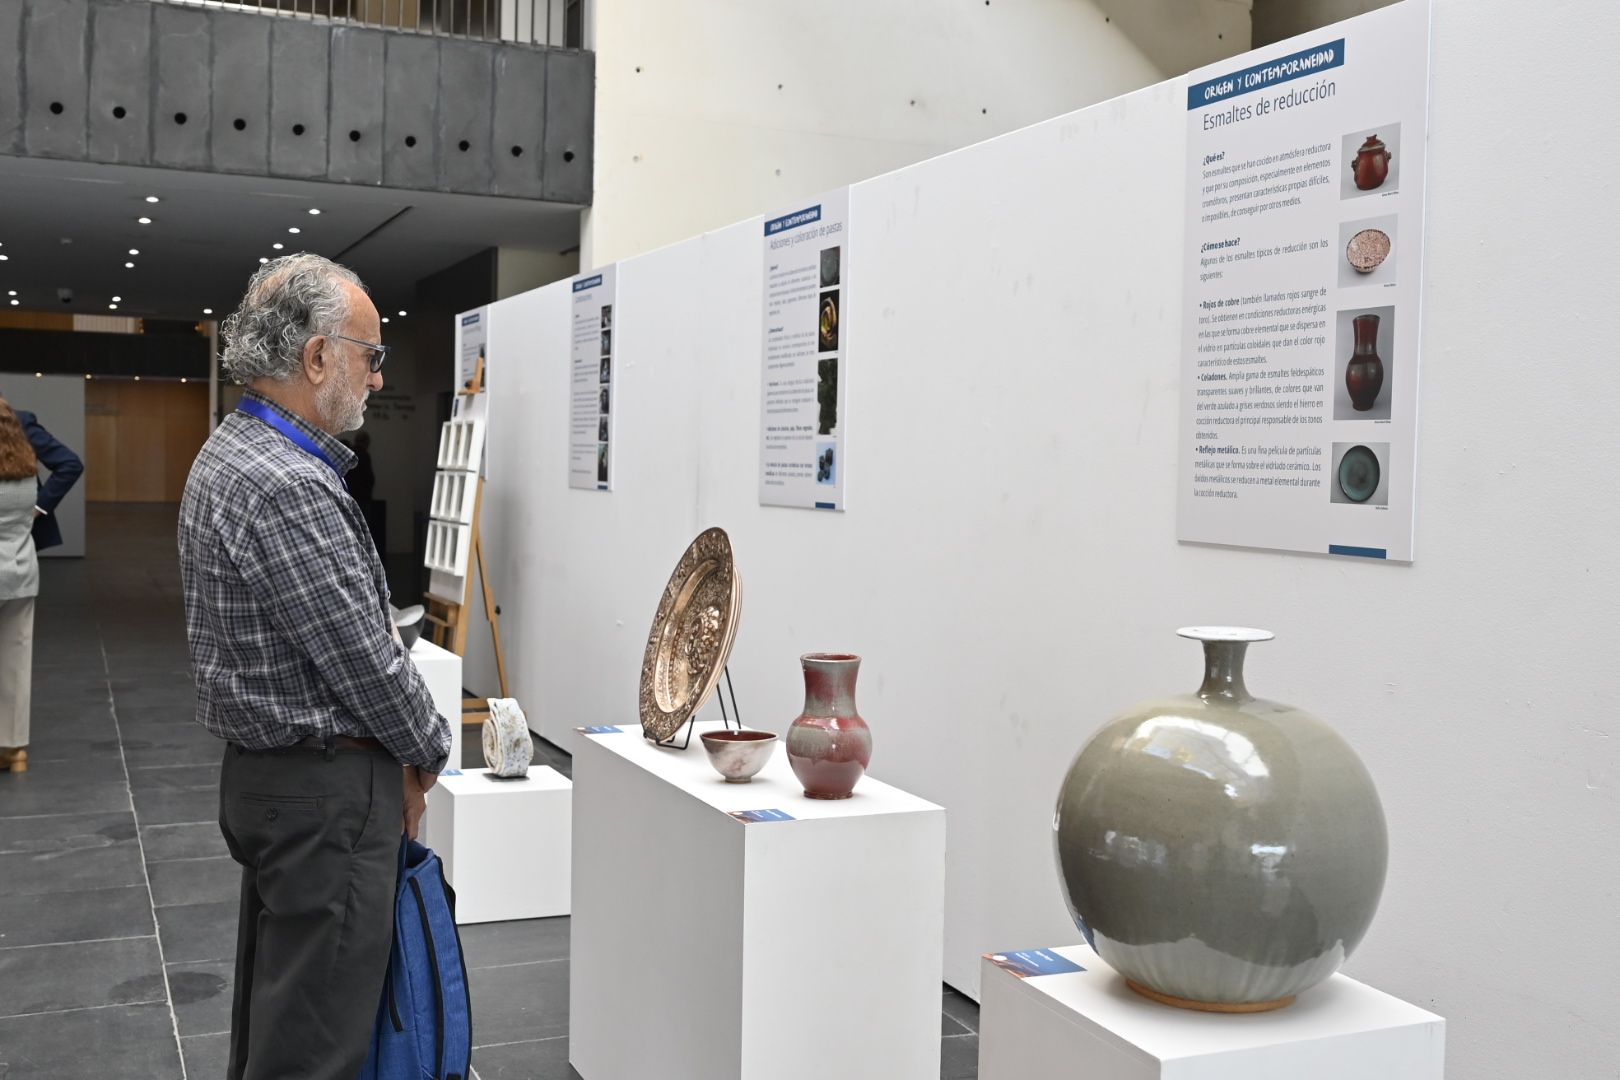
top-left (178, 391), bottom-right (450, 772)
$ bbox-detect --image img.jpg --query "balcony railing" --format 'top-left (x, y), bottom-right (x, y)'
top-left (144, 0), bottom-right (585, 49)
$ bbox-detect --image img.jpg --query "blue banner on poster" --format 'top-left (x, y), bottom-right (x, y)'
top-left (576, 725), bottom-right (623, 735)
top-left (764, 205), bottom-right (821, 236)
top-left (573, 274), bottom-right (604, 293)
top-left (729, 808), bottom-right (795, 823)
top-left (986, 949), bottom-right (1086, 979)
top-left (1187, 38), bottom-right (1344, 109)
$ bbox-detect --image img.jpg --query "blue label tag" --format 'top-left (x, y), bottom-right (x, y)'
top-left (729, 808), bottom-right (795, 823)
top-left (986, 949), bottom-right (1085, 979)
top-left (576, 725), bottom-right (622, 734)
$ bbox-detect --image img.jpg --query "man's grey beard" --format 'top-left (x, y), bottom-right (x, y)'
top-left (316, 354), bottom-right (367, 433)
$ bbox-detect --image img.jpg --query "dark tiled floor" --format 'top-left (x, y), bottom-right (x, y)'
top-left (0, 504), bottom-right (982, 1079)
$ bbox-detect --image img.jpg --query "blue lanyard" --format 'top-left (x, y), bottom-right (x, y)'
top-left (236, 398), bottom-right (343, 477)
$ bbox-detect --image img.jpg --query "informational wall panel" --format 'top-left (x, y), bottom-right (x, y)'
top-left (569, 267), bottom-right (616, 491)
top-left (1177, 0), bottom-right (1430, 561)
top-left (759, 188), bottom-right (849, 510)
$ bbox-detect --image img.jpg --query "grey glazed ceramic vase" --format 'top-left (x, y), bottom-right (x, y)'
top-left (1053, 627), bottom-right (1387, 1012)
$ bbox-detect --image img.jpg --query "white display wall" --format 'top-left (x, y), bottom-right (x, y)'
top-left (470, 4), bottom-right (1620, 1076)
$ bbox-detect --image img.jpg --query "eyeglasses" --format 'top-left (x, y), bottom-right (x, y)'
top-left (327, 333), bottom-right (390, 373)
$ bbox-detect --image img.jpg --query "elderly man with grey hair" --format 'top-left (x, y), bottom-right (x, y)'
top-left (178, 253), bottom-right (450, 1080)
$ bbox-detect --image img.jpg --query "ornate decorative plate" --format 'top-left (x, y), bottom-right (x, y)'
top-left (639, 528), bottom-right (743, 743)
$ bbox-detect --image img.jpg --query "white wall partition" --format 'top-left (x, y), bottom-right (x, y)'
top-left (475, 4), bottom-right (1620, 1077)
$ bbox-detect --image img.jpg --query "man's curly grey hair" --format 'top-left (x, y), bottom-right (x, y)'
top-left (219, 253), bottom-right (365, 384)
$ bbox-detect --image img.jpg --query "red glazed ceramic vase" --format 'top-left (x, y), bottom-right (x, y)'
top-left (1344, 314), bottom-right (1385, 412)
top-left (1351, 135), bottom-right (1392, 191)
top-left (786, 653), bottom-right (872, 800)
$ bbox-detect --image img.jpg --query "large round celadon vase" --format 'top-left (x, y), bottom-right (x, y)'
top-left (1053, 627), bottom-right (1387, 1012)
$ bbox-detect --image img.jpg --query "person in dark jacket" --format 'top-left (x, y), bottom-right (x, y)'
top-left (0, 400), bottom-right (85, 551)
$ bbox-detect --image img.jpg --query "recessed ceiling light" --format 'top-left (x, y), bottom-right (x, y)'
top-left (35, 372), bottom-right (42, 378)
top-left (128, 248), bottom-right (139, 256)
top-left (109, 304), bottom-right (118, 310)
top-left (133, 375), bottom-right (140, 380)
top-left (125, 261), bottom-right (135, 268)
top-left (259, 257), bottom-right (269, 264)
top-left (381, 316), bottom-right (390, 323)
top-left (272, 243), bottom-right (284, 251)
top-left (112, 296), bottom-right (122, 302)
top-left (308, 208), bottom-right (321, 215)
top-left (6, 290), bottom-right (14, 297)
top-left (9, 299), bottom-right (19, 307)
top-left (397, 310), bottom-right (407, 317)
top-left (137, 217), bottom-right (152, 225)
top-left (203, 308), bottom-right (213, 315)
top-left (0, 254), bottom-right (9, 262)
top-left (180, 378), bottom-right (187, 384)
top-left (288, 227), bottom-right (301, 234)
top-left (85, 374), bottom-right (92, 379)
top-left (145, 195), bottom-right (160, 203)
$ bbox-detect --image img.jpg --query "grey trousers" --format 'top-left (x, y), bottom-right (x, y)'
top-left (0, 596), bottom-right (34, 748)
top-left (218, 742), bottom-right (403, 1080)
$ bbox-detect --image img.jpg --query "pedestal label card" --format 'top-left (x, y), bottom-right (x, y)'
top-left (986, 950), bottom-right (1086, 979)
top-left (759, 188), bottom-right (849, 510)
top-left (729, 809), bottom-right (795, 823)
top-left (1177, 0), bottom-right (1430, 561)
top-left (570, 267), bottom-right (618, 492)
top-left (576, 726), bottom-right (623, 735)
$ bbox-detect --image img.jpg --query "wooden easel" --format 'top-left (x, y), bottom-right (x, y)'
top-left (423, 358), bottom-right (513, 730)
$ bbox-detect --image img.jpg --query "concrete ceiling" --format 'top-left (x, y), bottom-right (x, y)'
top-left (1091, 0), bottom-right (1253, 78)
top-left (0, 154), bottom-right (582, 322)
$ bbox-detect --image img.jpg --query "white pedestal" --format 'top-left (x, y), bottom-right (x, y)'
top-left (979, 946), bottom-right (1445, 1080)
top-left (409, 638), bottom-right (463, 768)
top-left (569, 721), bottom-right (946, 1080)
top-left (419, 766), bottom-right (572, 924)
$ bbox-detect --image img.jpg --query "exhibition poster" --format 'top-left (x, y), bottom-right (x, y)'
top-left (1177, 0), bottom-right (1429, 561)
top-left (570, 266), bottom-right (617, 492)
top-left (456, 307), bottom-right (486, 395)
top-left (759, 188), bottom-right (848, 510)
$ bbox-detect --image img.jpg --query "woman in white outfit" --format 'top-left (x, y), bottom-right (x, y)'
top-left (0, 398), bottom-right (40, 773)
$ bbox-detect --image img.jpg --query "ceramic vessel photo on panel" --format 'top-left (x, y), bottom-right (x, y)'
top-left (601, 304), bottom-right (612, 329)
top-left (1331, 442), bottom-right (1389, 506)
top-left (816, 358), bottom-right (838, 436)
top-left (1333, 306), bottom-right (1394, 421)
top-left (815, 443), bottom-right (836, 485)
top-left (820, 246), bottom-right (841, 288)
top-left (1338, 214), bottom-right (1398, 289)
top-left (818, 289), bottom-right (839, 352)
top-left (601, 329), bottom-right (612, 356)
top-left (1341, 123), bottom-right (1400, 199)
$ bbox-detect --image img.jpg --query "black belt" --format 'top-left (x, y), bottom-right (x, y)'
top-left (233, 735), bottom-right (386, 756)
top-left (293, 735), bottom-right (384, 752)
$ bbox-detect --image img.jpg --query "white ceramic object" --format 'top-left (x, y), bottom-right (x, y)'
top-left (698, 729), bottom-right (778, 783)
top-left (436, 419), bottom-right (486, 474)
top-left (430, 470), bottom-right (476, 524)
top-left (425, 520), bottom-right (471, 577)
top-left (483, 697), bottom-right (534, 778)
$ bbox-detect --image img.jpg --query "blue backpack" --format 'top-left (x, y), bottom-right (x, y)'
top-left (359, 839), bottom-right (474, 1080)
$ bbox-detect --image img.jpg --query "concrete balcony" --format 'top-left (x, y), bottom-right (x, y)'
top-left (0, 0), bottom-right (593, 204)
